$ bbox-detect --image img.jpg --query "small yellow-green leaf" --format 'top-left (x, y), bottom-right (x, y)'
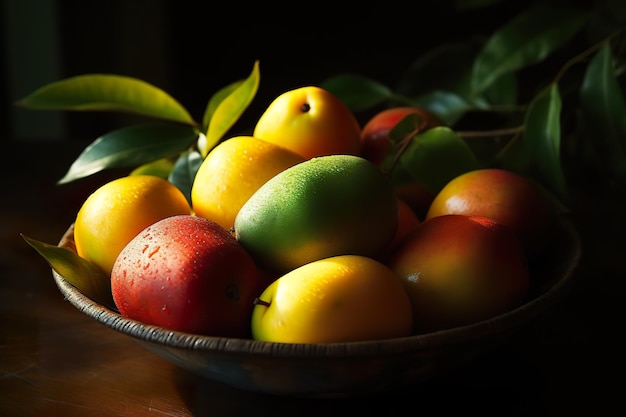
top-left (130, 157), bottom-right (175, 178)
top-left (21, 234), bottom-right (115, 309)
top-left (17, 74), bottom-right (196, 126)
top-left (203, 61), bottom-right (261, 156)
top-left (201, 80), bottom-right (243, 134)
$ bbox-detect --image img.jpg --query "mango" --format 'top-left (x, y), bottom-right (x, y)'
top-left (233, 154), bottom-right (398, 273)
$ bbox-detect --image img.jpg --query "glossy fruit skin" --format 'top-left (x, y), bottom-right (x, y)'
top-left (234, 155), bottom-right (398, 273)
top-left (191, 136), bottom-right (306, 230)
top-left (74, 175), bottom-right (190, 276)
top-left (360, 106), bottom-right (444, 166)
top-left (111, 215), bottom-right (264, 338)
top-left (251, 255), bottom-right (413, 343)
top-left (425, 168), bottom-right (551, 254)
top-left (388, 215), bottom-right (530, 334)
top-left (253, 86), bottom-right (362, 159)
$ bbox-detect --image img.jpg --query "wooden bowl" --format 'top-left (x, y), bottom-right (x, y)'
top-left (51, 216), bottom-right (581, 398)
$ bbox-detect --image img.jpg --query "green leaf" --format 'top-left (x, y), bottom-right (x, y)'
top-left (168, 149), bottom-right (204, 205)
top-left (480, 71), bottom-right (518, 107)
top-left (130, 157), bottom-right (175, 178)
top-left (502, 83), bottom-right (569, 204)
top-left (396, 41), bottom-right (481, 100)
top-left (201, 80), bottom-right (243, 133)
top-left (17, 74), bottom-right (196, 125)
top-left (21, 234), bottom-right (115, 309)
top-left (58, 123), bottom-right (198, 184)
top-left (385, 125), bottom-right (483, 194)
top-left (394, 40), bottom-right (517, 122)
top-left (411, 91), bottom-right (472, 126)
top-left (579, 43), bottom-right (626, 184)
top-left (320, 74), bottom-right (393, 112)
top-left (203, 60), bottom-right (261, 157)
top-left (470, 3), bottom-right (588, 98)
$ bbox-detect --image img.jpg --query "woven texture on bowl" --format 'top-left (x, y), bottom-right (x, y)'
top-left (52, 216), bottom-right (581, 397)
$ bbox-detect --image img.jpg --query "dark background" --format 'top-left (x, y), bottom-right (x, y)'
top-left (2, 0), bottom-right (531, 143)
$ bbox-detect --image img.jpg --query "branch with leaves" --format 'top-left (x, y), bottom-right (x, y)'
top-left (321, 2), bottom-right (626, 206)
top-left (17, 62), bottom-right (261, 202)
top-left (16, 1), bottom-right (626, 212)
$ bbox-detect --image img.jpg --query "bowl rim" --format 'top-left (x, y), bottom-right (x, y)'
top-left (52, 215), bottom-right (581, 359)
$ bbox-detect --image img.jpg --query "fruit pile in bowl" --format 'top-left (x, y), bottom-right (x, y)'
top-left (19, 54), bottom-right (585, 396)
top-left (22, 86), bottom-right (581, 395)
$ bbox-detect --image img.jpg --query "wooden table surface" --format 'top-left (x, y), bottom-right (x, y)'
top-left (1, 140), bottom-right (623, 416)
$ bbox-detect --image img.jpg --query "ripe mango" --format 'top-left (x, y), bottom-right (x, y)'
top-left (234, 155), bottom-right (398, 273)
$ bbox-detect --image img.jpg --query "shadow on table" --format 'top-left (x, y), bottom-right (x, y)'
top-left (172, 344), bottom-right (546, 417)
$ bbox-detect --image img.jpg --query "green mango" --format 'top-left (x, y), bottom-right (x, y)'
top-left (234, 154), bottom-right (398, 273)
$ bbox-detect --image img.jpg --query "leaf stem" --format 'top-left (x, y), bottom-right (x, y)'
top-left (384, 117), bottom-right (428, 176)
top-left (554, 28), bottom-right (626, 84)
top-left (464, 104), bottom-right (527, 114)
top-left (456, 125), bottom-right (525, 139)
top-left (495, 126), bottom-right (525, 161)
